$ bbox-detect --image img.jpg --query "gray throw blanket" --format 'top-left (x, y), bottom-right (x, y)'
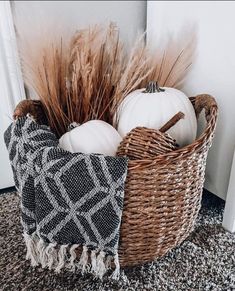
top-left (4, 116), bottom-right (128, 279)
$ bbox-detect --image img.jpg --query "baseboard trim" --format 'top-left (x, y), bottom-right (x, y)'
top-left (0, 186), bottom-right (16, 195)
top-left (203, 188), bottom-right (224, 203)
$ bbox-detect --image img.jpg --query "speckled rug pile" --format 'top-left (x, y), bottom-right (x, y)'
top-left (0, 191), bottom-right (235, 290)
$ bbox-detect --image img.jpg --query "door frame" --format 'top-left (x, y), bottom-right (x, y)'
top-left (0, 0), bottom-right (25, 113)
top-left (222, 150), bottom-right (235, 233)
top-left (0, 1), bottom-right (25, 189)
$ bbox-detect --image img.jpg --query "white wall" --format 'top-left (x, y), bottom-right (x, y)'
top-left (12, 1), bottom-right (146, 47)
top-left (147, 1), bottom-right (235, 200)
top-left (0, 1), bottom-right (146, 190)
top-left (12, 0), bottom-right (234, 199)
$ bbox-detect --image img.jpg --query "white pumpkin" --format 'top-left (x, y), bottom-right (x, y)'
top-left (116, 82), bottom-right (197, 147)
top-left (59, 120), bottom-right (122, 156)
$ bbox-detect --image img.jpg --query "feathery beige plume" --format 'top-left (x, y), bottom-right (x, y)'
top-left (146, 26), bottom-right (197, 89)
top-left (17, 21), bottom-right (196, 137)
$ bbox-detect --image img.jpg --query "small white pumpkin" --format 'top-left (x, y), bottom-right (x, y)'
top-left (59, 120), bottom-right (122, 156)
top-left (116, 81), bottom-right (197, 147)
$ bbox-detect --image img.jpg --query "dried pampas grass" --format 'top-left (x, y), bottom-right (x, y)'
top-left (111, 34), bottom-right (153, 125)
top-left (146, 28), bottom-right (197, 89)
top-left (19, 23), bottom-right (196, 137)
top-left (67, 24), bottom-right (124, 125)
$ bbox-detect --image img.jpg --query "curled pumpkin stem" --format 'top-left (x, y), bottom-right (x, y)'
top-left (159, 111), bottom-right (185, 133)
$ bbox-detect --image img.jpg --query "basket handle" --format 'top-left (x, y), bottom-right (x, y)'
top-left (188, 94), bottom-right (218, 151)
top-left (13, 99), bottom-right (48, 125)
top-left (189, 94), bottom-right (218, 123)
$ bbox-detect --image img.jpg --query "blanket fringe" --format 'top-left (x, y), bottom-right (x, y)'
top-left (111, 253), bottom-right (120, 280)
top-left (68, 244), bottom-right (79, 272)
top-left (96, 250), bottom-right (106, 279)
top-left (37, 238), bottom-right (48, 268)
top-left (105, 255), bottom-right (112, 270)
top-left (23, 232), bottom-right (121, 280)
top-left (90, 249), bottom-right (98, 273)
top-left (77, 245), bottom-right (89, 274)
top-left (23, 233), bottom-right (39, 267)
top-left (46, 242), bottom-right (58, 270)
top-left (55, 244), bottom-right (68, 273)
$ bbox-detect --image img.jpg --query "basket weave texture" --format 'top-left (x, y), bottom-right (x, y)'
top-left (117, 127), bottom-right (178, 160)
top-left (118, 94), bottom-right (218, 266)
top-left (13, 94), bottom-right (218, 267)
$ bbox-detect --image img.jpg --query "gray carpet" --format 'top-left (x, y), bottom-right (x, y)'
top-left (0, 191), bottom-right (234, 291)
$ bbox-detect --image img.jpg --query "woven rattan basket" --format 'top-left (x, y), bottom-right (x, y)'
top-left (14, 94), bottom-right (218, 268)
top-left (117, 94), bottom-right (218, 267)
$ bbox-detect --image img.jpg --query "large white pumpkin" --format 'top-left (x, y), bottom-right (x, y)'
top-left (116, 82), bottom-right (197, 147)
top-left (59, 120), bottom-right (122, 156)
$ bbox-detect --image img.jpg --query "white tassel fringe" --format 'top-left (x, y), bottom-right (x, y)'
top-left (96, 250), bottom-right (106, 279)
top-left (37, 238), bottom-right (48, 268)
top-left (111, 253), bottom-right (120, 280)
top-left (105, 255), bottom-right (112, 270)
top-left (90, 249), bottom-right (98, 273)
top-left (77, 245), bottom-right (89, 274)
top-left (45, 242), bottom-right (57, 270)
top-left (23, 232), bottom-right (121, 280)
top-left (23, 233), bottom-right (39, 267)
top-left (68, 244), bottom-right (79, 272)
top-left (55, 244), bottom-right (68, 273)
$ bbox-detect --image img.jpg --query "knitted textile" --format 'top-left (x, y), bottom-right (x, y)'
top-left (4, 116), bottom-right (128, 279)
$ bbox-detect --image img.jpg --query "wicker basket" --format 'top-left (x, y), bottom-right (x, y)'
top-left (117, 94), bottom-right (218, 267)
top-left (13, 94), bottom-right (218, 267)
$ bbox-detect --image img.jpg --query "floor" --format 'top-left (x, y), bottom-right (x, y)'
top-left (0, 190), bottom-right (234, 291)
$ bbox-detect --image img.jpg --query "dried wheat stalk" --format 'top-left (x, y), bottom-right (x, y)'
top-left (19, 24), bottom-right (196, 137)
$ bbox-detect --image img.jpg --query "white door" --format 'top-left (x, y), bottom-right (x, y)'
top-left (0, 1), bottom-right (25, 189)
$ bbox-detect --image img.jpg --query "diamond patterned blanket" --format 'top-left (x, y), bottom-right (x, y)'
top-left (4, 116), bottom-right (128, 279)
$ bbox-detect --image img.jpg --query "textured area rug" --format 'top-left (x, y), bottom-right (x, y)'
top-left (0, 191), bottom-right (234, 291)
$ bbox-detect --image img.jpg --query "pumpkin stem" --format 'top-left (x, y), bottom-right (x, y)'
top-left (159, 112), bottom-right (185, 133)
top-left (68, 122), bottom-right (80, 131)
top-left (144, 81), bottom-right (165, 93)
